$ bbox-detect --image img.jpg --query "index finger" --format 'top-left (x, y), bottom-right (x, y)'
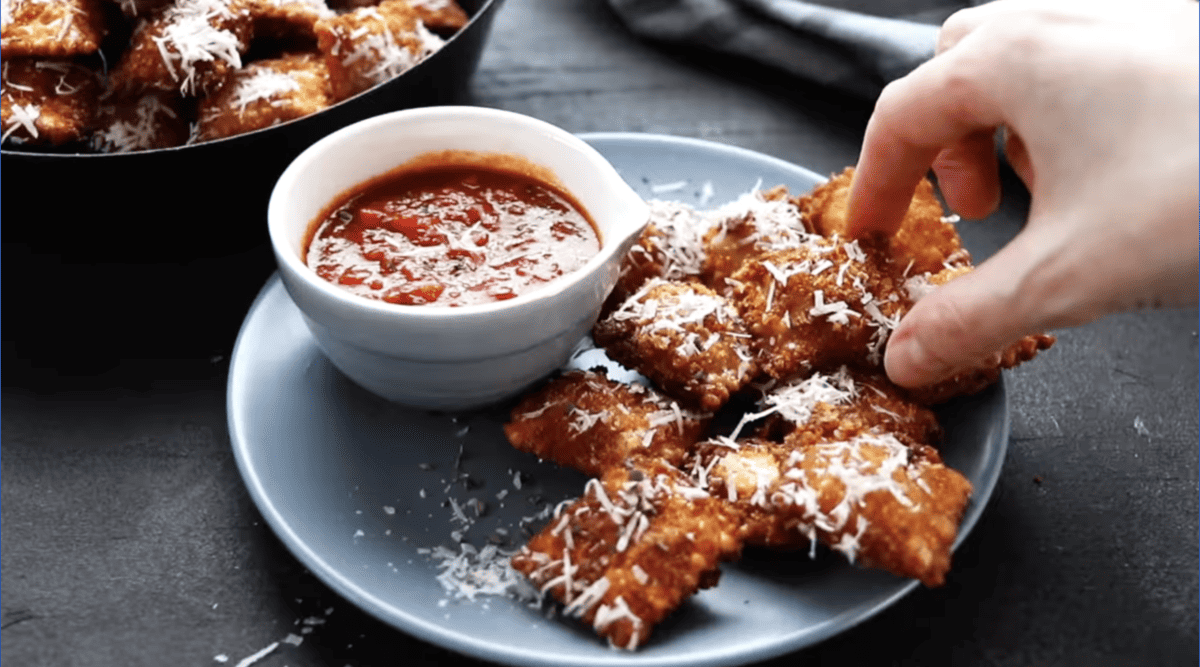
top-left (845, 37), bottom-right (1009, 238)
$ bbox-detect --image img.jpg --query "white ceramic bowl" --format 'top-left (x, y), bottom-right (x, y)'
top-left (268, 107), bottom-right (649, 410)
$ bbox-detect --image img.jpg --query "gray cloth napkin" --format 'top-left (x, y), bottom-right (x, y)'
top-left (606, 0), bottom-right (980, 98)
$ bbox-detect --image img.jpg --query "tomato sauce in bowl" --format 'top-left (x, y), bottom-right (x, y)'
top-left (306, 166), bottom-right (601, 306)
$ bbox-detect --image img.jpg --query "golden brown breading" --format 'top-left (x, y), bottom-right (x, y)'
top-left (1, 57), bottom-right (99, 146)
top-left (800, 167), bottom-right (970, 275)
top-left (314, 0), bottom-right (442, 101)
top-left (739, 366), bottom-right (942, 451)
top-left (510, 459), bottom-right (742, 650)
top-left (701, 185), bottom-right (816, 292)
top-left (404, 0), bottom-right (468, 33)
top-left (894, 264), bottom-right (1057, 405)
top-left (602, 199), bottom-right (708, 318)
top-left (503, 370), bottom-right (710, 478)
top-left (904, 333), bottom-right (1057, 405)
top-left (90, 88), bottom-right (190, 152)
top-left (194, 52), bottom-right (332, 142)
top-left (684, 437), bottom-right (807, 549)
top-left (684, 430), bottom-right (971, 585)
top-left (247, 0), bottom-right (332, 45)
top-left (772, 431), bottom-right (972, 587)
top-left (730, 238), bottom-right (907, 379)
top-left (1, 0), bottom-right (108, 57)
top-left (109, 0), bottom-right (255, 97)
top-left (593, 279), bottom-right (758, 411)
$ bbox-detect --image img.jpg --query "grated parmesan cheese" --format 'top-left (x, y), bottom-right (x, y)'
top-left (2, 102), bottom-right (39, 141)
top-left (149, 0), bottom-right (247, 95)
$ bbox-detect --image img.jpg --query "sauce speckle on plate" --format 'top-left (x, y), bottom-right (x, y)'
top-left (307, 166), bottom-right (600, 306)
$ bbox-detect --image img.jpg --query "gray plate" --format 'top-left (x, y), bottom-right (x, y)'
top-left (227, 133), bottom-right (1009, 666)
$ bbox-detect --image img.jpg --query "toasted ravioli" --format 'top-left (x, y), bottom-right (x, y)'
top-left (800, 167), bottom-right (970, 275)
top-left (737, 366), bottom-right (942, 450)
top-left (247, 0), bottom-right (332, 45)
top-left (503, 370), bottom-right (710, 478)
top-left (1, 57), bottom-right (99, 146)
top-left (594, 279), bottom-right (757, 411)
top-left (701, 185), bottom-right (816, 291)
top-left (195, 52), bottom-right (332, 141)
top-left (685, 437), bottom-right (807, 548)
top-left (685, 430), bottom-right (971, 585)
top-left (896, 265), bottom-right (1056, 405)
top-left (1, 0), bottom-right (107, 57)
top-left (772, 432), bottom-right (972, 587)
top-left (904, 332), bottom-right (1057, 405)
top-left (510, 459), bottom-right (741, 650)
top-left (314, 0), bottom-right (443, 101)
top-left (730, 238), bottom-right (907, 378)
top-left (498, 170), bottom-right (1060, 647)
top-left (90, 88), bottom-right (189, 152)
top-left (109, 0), bottom-right (255, 97)
top-left (603, 199), bottom-right (708, 317)
top-left (404, 0), bottom-right (468, 32)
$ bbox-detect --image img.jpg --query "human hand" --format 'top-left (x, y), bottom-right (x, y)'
top-left (846, 0), bottom-right (1199, 389)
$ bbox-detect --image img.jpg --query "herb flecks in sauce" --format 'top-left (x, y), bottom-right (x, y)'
top-left (307, 167), bottom-right (600, 306)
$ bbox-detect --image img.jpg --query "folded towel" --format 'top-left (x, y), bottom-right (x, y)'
top-left (607, 0), bottom-right (979, 98)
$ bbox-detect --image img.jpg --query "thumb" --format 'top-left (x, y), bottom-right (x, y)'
top-left (884, 228), bottom-right (1058, 388)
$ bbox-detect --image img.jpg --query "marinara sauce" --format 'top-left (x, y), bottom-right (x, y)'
top-left (306, 165), bottom-right (601, 306)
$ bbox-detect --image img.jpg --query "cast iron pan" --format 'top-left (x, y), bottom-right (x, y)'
top-left (2, 0), bottom-right (503, 368)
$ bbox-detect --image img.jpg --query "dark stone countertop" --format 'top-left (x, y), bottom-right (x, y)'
top-left (3, 1), bottom-right (1196, 666)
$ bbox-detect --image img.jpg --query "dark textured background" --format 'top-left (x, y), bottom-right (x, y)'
top-left (3, 1), bottom-right (1197, 666)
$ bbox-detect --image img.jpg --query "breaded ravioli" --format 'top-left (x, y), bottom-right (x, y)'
top-left (90, 88), bottom-right (190, 152)
top-left (503, 370), bottom-right (710, 478)
top-left (602, 199), bottom-right (708, 317)
top-left (510, 458), bottom-right (741, 650)
top-left (498, 172), bottom-right (1060, 648)
top-left (685, 437), bottom-right (807, 548)
top-left (109, 0), bottom-right (255, 97)
top-left (685, 430), bottom-right (971, 586)
top-left (314, 0), bottom-right (443, 100)
top-left (1, 57), bottom-right (99, 146)
top-left (247, 0), bottom-right (333, 45)
top-left (1, 0), bottom-right (108, 57)
top-left (701, 185), bottom-right (816, 291)
top-left (800, 167), bottom-right (971, 275)
top-left (734, 366), bottom-right (943, 450)
top-left (897, 265), bottom-right (1057, 405)
top-left (195, 52), bottom-right (333, 141)
top-left (773, 431), bottom-right (973, 587)
top-left (404, 0), bottom-right (468, 33)
top-left (594, 279), bottom-right (757, 411)
top-left (729, 238), bottom-right (907, 378)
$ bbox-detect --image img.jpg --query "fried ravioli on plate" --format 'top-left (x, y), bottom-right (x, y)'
top-left (503, 369), bottom-right (710, 478)
top-left (510, 458), bottom-right (741, 650)
top-left (603, 199), bottom-right (708, 316)
top-left (594, 279), bottom-right (758, 411)
top-left (701, 185), bottom-right (815, 291)
top-left (800, 167), bottom-right (970, 275)
top-left (772, 431), bottom-right (972, 587)
top-left (735, 366), bottom-right (942, 450)
top-left (729, 237), bottom-right (907, 378)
